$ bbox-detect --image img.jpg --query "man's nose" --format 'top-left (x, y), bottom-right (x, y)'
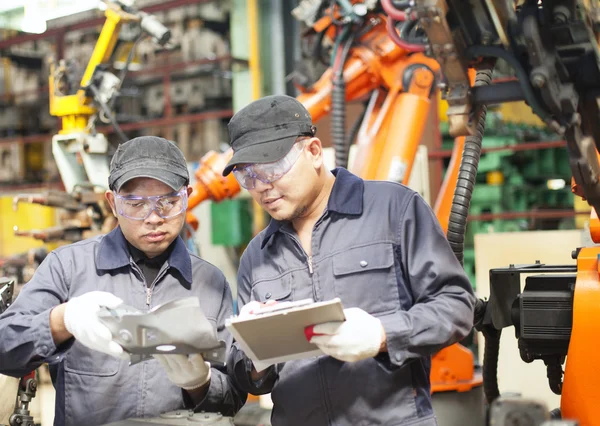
top-left (253, 178), bottom-right (273, 192)
top-left (145, 208), bottom-right (165, 225)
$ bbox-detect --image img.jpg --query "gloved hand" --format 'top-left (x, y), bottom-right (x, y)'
top-left (307, 307), bottom-right (385, 363)
top-left (238, 300), bottom-right (276, 318)
top-left (63, 291), bottom-right (129, 360)
top-left (154, 354), bottom-right (211, 390)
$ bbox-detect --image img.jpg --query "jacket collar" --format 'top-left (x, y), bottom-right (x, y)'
top-left (260, 168), bottom-right (364, 249)
top-left (96, 226), bottom-right (192, 284)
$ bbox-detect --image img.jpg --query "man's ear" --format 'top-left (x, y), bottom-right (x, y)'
top-left (105, 190), bottom-right (117, 217)
top-left (187, 185), bottom-right (193, 197)
top-left (306, 137), bottom-right (324, 169)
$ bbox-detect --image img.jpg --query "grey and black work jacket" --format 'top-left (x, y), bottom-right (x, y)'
top-left (228, 168), bottom-right (476, 426)
top-left (0, 227), bottom-right (246, 426)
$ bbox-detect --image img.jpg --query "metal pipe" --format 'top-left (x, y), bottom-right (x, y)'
top-left (248, 0), bottom-right (266, 235)
top-left (270, 0), bottom-right (287, 95)
top-left (248, 0), bottom-right (262, 102)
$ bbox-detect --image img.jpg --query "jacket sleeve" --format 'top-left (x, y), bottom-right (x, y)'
top-left (187, 275), bottom-right (247, 416)
top-left (378, 193), bottom-right (476, 367)
top-left (0, 252), bottom-right (72, 377)
top-left (226, 248), bottom-right (278, 395)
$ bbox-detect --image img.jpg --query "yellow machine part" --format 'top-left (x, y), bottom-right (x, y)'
top-left (0, 197), bottom-right (58, 257)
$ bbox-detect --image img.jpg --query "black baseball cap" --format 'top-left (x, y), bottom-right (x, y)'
top-left (222, 95), bottom-right (316, 176)
top-left (108, 136), bottom-right (189, 192)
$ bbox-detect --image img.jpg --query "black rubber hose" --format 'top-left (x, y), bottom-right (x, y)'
top-left (89, 84), bottom-right (129, 143)
top-left (332, 78), bottom-right (348, 168)
top-left (447, 67), bottom-right (492, 265)
top-left (331, 34), bottom-right (356, 169)
top-left (446, 67), bottom-right (500, 404)
top-left (481, 326), bottom-right (502, 403)
top-left (474, 291), bottom-right (501, 404)
top-left (547, 363), bottom-right (564, 395)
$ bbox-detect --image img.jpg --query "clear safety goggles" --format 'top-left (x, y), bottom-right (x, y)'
top-left (113, 187), bottom-right (188, 220)
top-left (233, 141), bottom-right (306, 190)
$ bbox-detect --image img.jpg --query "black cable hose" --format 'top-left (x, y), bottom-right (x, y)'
top-left (446, 67), bottom-right (501, 405)
top-left (547, 363), bottom-right (564, 395)
top-left (331, 33), bottom-right (356, 169)
top-left (89, 84), bottom-right (129, 143)
top-left (550, 408), bottom-right (561, 419)
top-left (447, 67), bottom-right (493, 265)
top-left (481, 326), bottom-right (502, 404)
top-left (332, 78), bottom-right (348, 168)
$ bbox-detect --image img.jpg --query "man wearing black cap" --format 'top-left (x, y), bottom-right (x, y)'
top-left (0, 136), bottom-right (246, 426)
top-left (224, 95), bottom-right (476, 425)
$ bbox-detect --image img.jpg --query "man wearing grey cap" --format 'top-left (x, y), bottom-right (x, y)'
top-left (224, 95), bottom-right (476, 425)
top-left (0, 136), bottom-right (246, 426)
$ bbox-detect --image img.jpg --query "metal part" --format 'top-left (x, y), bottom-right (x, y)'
top-left (291, 0), bottom-right (327, 26)
top-left (51, 132), bottom-right (110, 194)
top-left (92, 71), bottom-right (122, 108)
top-left (488, 396), bottom-right (550, 426)
top-left (415, 0), bottom-right (473, 136)
top-left (7, 376), bottom-right (37, 426)
top-left (0, 278), bottom-right (14, 315)
top-left (12, 191), bottom-right (86, 211)
top-left (13, 225), bottom-right (84, 243)
top-left (522, 14), bottom-right (579, 120)
top-left (486, 263), bottom-right (577, 330)
top-left (97, 297), bottom-right (227, 366)
top-left (482, 0), bottom-right (515, 47)
top-left (139, 11), bottom-right (171, 46)
top-left (100, 410), bottom-right (235, 425)
top-left (470, 81), bottom-right (525, 104)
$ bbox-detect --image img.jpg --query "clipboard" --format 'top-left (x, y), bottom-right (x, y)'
top-left (225, 298), bottom-right (345, 372)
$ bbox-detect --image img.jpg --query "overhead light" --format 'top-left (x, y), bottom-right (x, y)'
top-left (7, 0), bottom-right (104, 33)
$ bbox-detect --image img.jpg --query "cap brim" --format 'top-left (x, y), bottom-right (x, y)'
top-left (113, 168), bottom-right (188, 192)
top-left (222, 135), bottom-right (297, 176)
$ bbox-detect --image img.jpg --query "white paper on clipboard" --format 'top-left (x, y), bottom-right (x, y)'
top-left (225, 298), bottom-right (346, 372)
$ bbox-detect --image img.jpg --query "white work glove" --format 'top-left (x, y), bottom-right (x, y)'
top-left (238, 300), bottom-right (276, 318)
top-left (154, 354), bottom-right (211, 391)
top-left (63, 291), bottom-right (129, 360)
top-left (307, 307), bottom-right (385, 363)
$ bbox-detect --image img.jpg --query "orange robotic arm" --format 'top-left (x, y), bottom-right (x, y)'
top-left (185, 149), bottom-right (240, 230)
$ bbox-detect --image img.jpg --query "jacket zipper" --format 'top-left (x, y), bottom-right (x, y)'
top-left (308, 255), bottom-right (313, 274)
top-left (146, 287), bottom-right (153, 307)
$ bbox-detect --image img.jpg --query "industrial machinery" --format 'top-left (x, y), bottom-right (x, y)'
top-left (11, 0), bottom-right (172, 243)
top-left (269, 0), bottom-right (600, 424)
top-left (10, 0), bottom-right (241, 245)
top-left (0, 278), bottom-right (38, 426)
top-left (387, 0), bottom-right (600, 423)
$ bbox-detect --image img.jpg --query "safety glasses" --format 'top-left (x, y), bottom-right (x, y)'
top-left (113, 188), bottom-right (188, 220)
top-left (233, 141), bottom-right (306, 190)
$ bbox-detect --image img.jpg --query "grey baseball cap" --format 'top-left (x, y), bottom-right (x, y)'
top-left (222, 95), bottom-right (316, 176)
top-left (108, 136), bottom-right (189, 192)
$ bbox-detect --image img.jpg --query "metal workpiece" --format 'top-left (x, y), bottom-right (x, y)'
top-left (101, 410), bottom-right (235, 426)
top-left (97, 297), bottom-right (227, 366)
